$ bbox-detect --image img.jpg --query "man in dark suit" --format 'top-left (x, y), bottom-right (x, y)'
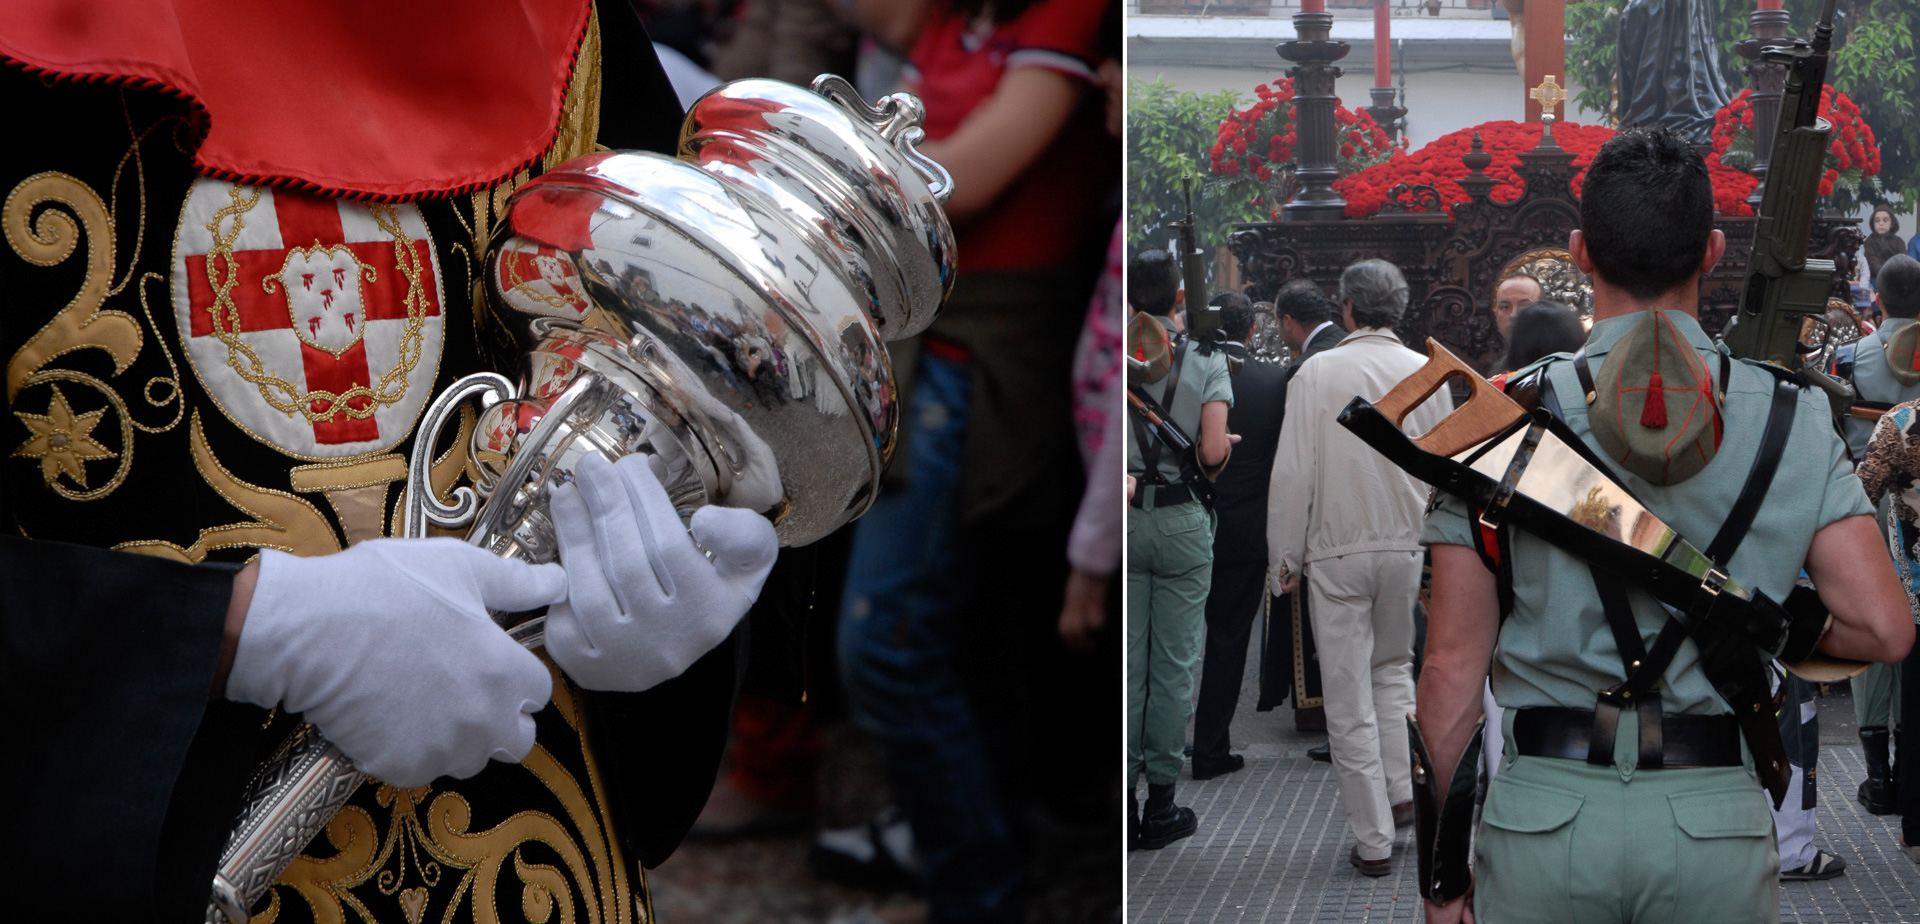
top-left (1255, 281), bottom-right (1346, 741)
top-left (1191, 283), bottom-right (1344, 777)
top-left (1191, 291), bottom-right (1287, 779)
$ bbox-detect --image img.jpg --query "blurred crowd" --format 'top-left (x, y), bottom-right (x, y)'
top-left (629, 3), bottom-right (1123, 923)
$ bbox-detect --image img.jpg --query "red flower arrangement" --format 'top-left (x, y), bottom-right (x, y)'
top-left (1209, 79), bottom-right (1402, 217)
top-left (1332, 120), bottom-right (1616, 219)
top-left (1710, 87), bottom-right (1882, 215)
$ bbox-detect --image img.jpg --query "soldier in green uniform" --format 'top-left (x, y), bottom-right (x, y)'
top-left (1127, 249), bottom-right (1234, 849)
top-left (1832, 253), bottom-right (1920, 814)
top-left (1417, 129), bottom-right (1914, 924)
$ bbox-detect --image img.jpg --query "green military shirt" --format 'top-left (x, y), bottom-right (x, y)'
top-left (1422, 311), bottom-right (1872, 715)
top-left (1840, 317), bottom-right (1920, 459)
top-left (1127, 335), bottom-right (1234, 484)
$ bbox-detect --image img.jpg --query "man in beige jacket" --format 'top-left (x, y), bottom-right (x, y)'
top-left (1267, 259), bottom-right (1453, 875)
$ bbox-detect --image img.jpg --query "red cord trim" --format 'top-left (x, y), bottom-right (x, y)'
top-left (0, 3), bottom-right (591, 204)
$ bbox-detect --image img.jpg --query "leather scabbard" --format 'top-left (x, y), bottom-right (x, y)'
top-left (1409, 714), bottom-right (1483, 905)
top-left (1342, 399), bottom-right (1808, 805)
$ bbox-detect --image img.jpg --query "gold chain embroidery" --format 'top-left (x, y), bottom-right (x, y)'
top-left (261, 241), bottom-right (379, 358)
top-left (201, 190), bottom-right (432, 424)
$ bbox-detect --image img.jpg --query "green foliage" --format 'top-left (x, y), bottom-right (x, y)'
top-left (1562, 0), bottom-right (1919, 209)
top-left (1565, 1), bottom-right (1620, 121)
top-left (1126, 77), bottom-right (1263, 256)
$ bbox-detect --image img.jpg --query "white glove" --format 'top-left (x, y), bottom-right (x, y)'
top-left (544, 452), bottom-right (779, 692)
top-left (227, 538), bottom-right (568, 787)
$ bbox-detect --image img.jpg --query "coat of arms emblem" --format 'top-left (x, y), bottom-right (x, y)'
top-left (170, 180), bottom-right (445, 459)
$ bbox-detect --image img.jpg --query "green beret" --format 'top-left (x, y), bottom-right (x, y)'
top-left (1883, 323), bottom-right (1920, 387)
top-left (1128, 311), bottom-right (1172, 386)
top-left (1589, 309), bottom-right (1723, 485)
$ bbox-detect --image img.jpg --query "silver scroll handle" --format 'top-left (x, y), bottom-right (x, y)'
top-left (207, 371), bottom-right (592, 923)
top-left (809, 74), bottom-right (953, 204)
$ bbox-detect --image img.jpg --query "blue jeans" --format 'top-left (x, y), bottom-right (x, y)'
top-left (838, 353), bottom-right (1020, 923)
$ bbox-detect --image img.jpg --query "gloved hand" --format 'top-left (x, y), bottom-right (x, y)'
top-left (544, 452), bottom-right (779, 692)
top-left (226, 538), bottom-right (568, 787)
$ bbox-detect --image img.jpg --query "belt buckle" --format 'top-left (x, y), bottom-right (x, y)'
top-left (1700, 565), bottom-right (1729, 597)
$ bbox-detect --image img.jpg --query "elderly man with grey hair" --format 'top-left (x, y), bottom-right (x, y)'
top-left (1267, 258), bottom-right (1453, 875)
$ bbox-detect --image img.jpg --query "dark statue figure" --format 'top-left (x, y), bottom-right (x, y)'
top-left (1616, 0), bottom-right (1733, 144)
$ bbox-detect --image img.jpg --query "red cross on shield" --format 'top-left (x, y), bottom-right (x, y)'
top-left (172, 180), bottom-right (446, 460)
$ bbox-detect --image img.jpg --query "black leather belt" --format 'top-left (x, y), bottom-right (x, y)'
top-left (1129, 482), bottom-right (1194, 509)
top-left (1512, 706), bottom-right (1743, 768)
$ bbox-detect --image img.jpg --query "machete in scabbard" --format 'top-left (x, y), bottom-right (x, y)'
top-left (1409, 714), bottom-right (1483, 906)
top-left (1341, 339), bottom-right (1865, 805)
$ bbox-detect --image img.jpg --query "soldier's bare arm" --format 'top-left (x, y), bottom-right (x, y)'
top-left (1418, 543), bottom-right (1499, 923)
top-left (1804, 513), bottom-right (1915, 661)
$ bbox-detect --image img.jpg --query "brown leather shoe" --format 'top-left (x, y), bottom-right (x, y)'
top-left (1391, 800), bottom-right (1414, 829)
top-left (1350, 844), bottom-right (1391, 877)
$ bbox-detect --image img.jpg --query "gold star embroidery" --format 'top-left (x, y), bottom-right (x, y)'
top-left (13, 385), bottom-right (116, 489)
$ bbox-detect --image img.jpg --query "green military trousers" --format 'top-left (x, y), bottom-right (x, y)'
top-left (1474, 707), bottom-right (1780, 924)
top-left (1127, 491), bottom-right (1215, 787)
top-left (1853, 659), bottom-right (1902, 727)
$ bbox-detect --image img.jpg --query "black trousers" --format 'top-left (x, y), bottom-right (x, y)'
top-left (1192, 557), bottom-right (1266, 762)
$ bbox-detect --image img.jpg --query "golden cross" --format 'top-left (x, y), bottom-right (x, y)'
top-left (1529, 75), bottom-right (1566, 117)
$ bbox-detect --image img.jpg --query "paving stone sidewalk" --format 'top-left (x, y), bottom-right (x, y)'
top-left (1129, 683), bottom-right (1920, 922)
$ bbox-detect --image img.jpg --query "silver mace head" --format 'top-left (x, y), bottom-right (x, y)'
top-left (210, 75), bottom-right (954, 924)
top-left (404, 75), bottom-right (956, 590)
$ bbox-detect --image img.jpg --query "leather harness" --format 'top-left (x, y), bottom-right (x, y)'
top-left (1501, 348), bottom-right (1798, 771)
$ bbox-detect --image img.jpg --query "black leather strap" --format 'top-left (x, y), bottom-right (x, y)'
top-left (1577, 353), bottom-right (1797, 771)
top-left (1133, 335), bottom-right (1190, 486)
top-left (1704, 378), bottom-right (1797, 566)
top-left (1571, 347), bottom-right (1595, 404)
top-left (1513, 707), bottom-right (1743, 767)
top-left (1128, 482), bottom-right (1195, 509)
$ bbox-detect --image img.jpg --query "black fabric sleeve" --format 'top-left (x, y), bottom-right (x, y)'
top-left (0, 536), bottom-right (253, 920)
top-left (596, 1), bottom-right (689, 154)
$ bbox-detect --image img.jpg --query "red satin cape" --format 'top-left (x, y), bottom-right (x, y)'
top-left (0, 0), bottom-right (592, 200)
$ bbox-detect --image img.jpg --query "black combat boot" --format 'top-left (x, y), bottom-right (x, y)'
top-left (1137, 782), bottom-right (1197, 850)
top-left (1860, 726), bottom-right (1898, 815)
top-left (1128, 792), bottom-right (1140, 851)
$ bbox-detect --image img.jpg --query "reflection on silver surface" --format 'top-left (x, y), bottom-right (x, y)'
top-left (212, 74), bottom-right (954, 924)
top-left (467, 74), bottom-right (955, 551)
top-left (1465, 423), bottom-right (1748, 598)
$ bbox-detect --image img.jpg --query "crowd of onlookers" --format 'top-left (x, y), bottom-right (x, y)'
top-left (1125, 215), bottom-right (1920, 887)
top-left (638, 3), bottom-right (1123, 923)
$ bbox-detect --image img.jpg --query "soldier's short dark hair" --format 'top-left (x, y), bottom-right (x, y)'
top-left (1275, 278), bottom-right (1335, 325)
top-left (1880, 254), bottom-right (1920, 320)
top-left (1212, 289), bottom-right (1254, 340)
top-left (1579, 128), bottom-right (1715, 300)
top-left (1129, 249), bottom-right (1181, 316)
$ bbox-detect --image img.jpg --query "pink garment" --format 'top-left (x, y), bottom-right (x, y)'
top-left (1067, 222), bottom-right (1123, 576)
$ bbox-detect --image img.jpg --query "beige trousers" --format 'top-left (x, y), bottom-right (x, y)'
top-left (1306, 549), bottom-right (1420, 860)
